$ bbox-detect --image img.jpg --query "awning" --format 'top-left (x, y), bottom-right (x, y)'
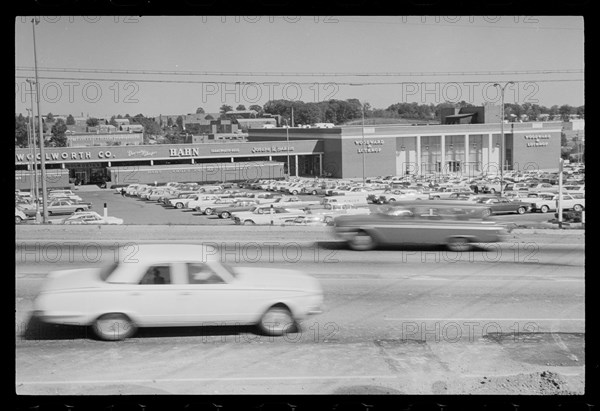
top-left (445, 113), bottom-right (476, 119)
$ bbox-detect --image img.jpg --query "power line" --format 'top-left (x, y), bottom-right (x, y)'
top-left (15, 66), bottom-right (584, 78)
top-left (14, 75), bottom-right (584, 86)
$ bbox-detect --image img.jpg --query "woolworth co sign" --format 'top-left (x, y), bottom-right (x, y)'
top-left (524, 134), bottom-right (550, 147)
top-left (15, 150), bottom-right (115, 163)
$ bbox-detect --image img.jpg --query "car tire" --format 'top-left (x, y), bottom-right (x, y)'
top-left (15, 216), bottom-right (22, 224)
top-left (175, 202), bottom-right (183, 209)
top-left (292, 190), bottom-right (298, 195)
top-left (204, 208), bottom-right (213, 215)
top-left (348, 230), bottom-right (376, 251)
top-left (432, 196), bottom-right (440, 200)
top-left (446, 237), bottom-right (472, 252)
top-left (311, 190), bottom-right (317, 195)
top-left (573, 204), bottom-right (583, 212)
top-left (220, 211), bottom-right (231, 219)
top-left (92, 313), bottom-right (136, 341)
top-left (489, 188), bottom-right (496, 194)
top-left (517, 207), bottom-right (526, 214)
top-left (75, 208), bottom-right (84, 212)
top-left (482, 208), bottom-right (492, 217)
top-left (540, 205), bottom-right (549, 213)
top-left (256, 305), bottom-right (295, 336)
top-left (244, 220), bottom-right (255, 225)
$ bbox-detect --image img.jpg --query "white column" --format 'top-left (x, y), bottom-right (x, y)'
top-left (464, 134), bottom-right (469, 176)
top-left (440, 135), bottom-right (446, 174)
top-left (107, 161), bottom-right (111, 167)
top-left (269, 155), bottom-right (272, 161)
top-left (61, 163), bottom-right (65, 169)
top-left (231, 157), bottom-right (234, 163)
top-left (150, 160), bottom-right (154, 166)
top-left (295, 155), bottom-right (299, 177)
top-left (319, 154), bottom-right (323, 176)
top-left (416, 135), bottom-right (421, 176)
top-left (191, 158), bottom-right (195, 164)
top-left (487, 133), bottom-right (493, 175)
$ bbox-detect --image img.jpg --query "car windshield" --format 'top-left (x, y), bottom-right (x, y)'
top-left (221, 262), bottom-right (238, 278)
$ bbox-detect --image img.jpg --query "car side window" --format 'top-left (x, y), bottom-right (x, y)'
top-left (187, 263), bottom-right (224, 284)
top-left (139, 265), bottom-right (171, 285)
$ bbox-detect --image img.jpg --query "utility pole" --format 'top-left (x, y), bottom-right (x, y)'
top-left (493, 81), bottom-right (514, 197)
top-left (361, 102), bottom-right (366, 186)
top-left (32, 17), bottom-right (48, 223)
top-left (26, 80), bottom-right (40, 222)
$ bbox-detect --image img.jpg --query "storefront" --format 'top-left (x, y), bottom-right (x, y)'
top-left (15, 140), bottom-right (324, 190)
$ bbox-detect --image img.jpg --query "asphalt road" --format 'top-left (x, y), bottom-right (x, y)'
top-left (15, 233), bottom-right (585, 395)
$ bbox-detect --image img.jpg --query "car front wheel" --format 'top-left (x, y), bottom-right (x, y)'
top-left (175, 202), bottom-right (183, 209)
top-left (15, 216), bottom-right (22, 224)
top-left (446, 237), bottom-right (471, 252)
top-left (257, 305), bottom-right (295, 336)
top-left (573, 204), bottom-right (583, 212)
top-left (92, 313), bottom-right (136, 341)
top-left (540, 205), bottom-right (549, 213)
top-left (244, 220), bottom-right (255, 225)
top-left (517, 207), bottom-right (526, 214)
top-left (220, 211), bottom-right (231, 219)
top-left (348, 231), bottom-right (376, 251)
top-left (204, 208), bottom-right (213, 215)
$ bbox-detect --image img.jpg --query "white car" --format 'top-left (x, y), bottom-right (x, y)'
top-left (15, 207), bottom-right (28, 224)
top-left (231, 206), bottom-right (306, 225)
top-left (32, 244), bottom-right (324, 341)
top-left (52, 211), bottom-right (124, 225)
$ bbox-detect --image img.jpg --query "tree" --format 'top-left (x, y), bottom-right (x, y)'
top-left (50, 118), bottom-right (68, 147)
top-left (66, 114), bottom-right (75, 125)
top-left (86, 117), bottom-right (99, 127)
top-left (249, 104), bottom-right (263, 115)
top-left (109, 116), bottom-right (119, 128)
top-left (196, 107), bottom-right (205, 114)
top-left (176, 116), bottom-right (184, 131)
top-left (46, 112), bottom-right (54, 122)
top-left (236, 104), bottom-right (246, 111)
top-left (167, 117), bottom-right (174, 127)
top-left (15, 114), bottom-right (29, 147)
top-left (220, 104), bottom-right (233, 114)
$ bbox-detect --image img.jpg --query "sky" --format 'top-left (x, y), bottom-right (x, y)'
top-left (15, 16), bottom-right (585, 119)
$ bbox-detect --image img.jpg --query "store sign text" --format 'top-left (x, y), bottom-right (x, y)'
top-left (251, 146), bottom-right (295, 153)
top-left (355, 139), bottom-right (384, 153)
top-left (524, 134), bottom-right (550, 147)
top-left (15, 151), bottom-right (113, 162)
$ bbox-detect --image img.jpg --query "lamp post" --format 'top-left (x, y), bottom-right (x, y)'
top-left (26, 80), bottom-right (40, 221)
top-left (32, 17), bottom-right (48, 223)
top-left (361, 103), bottom-right (366, 186)
top-left (493, 81), bottom-right (514, 197)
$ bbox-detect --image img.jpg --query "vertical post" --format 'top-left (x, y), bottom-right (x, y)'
top-left (558, 158), bottom-right (563, 228)
top-left (361, 103), bottom-right (365, 186)
top-left (104, 202), bottom-right (108, 218)
top-left (295, 155), bottom-right (298, 178)
top-left (32, 18), bottom-right (48, 223)
top-left (27, 80), bottom-right (40, 222)
top-left (494, 81), bottom-right (514, 197)
top-left (286, 117), bottom-right (290, 178)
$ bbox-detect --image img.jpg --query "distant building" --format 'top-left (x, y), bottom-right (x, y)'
top-left (66, 132), bottom-right (144, 147)
top-left (440, 104), bottom-right (502, 125)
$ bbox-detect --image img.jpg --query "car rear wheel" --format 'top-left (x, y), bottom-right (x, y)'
top-left (540, 205), bottom-right (549, 213)
top-left (447, 237), bottom-right (472, 252)
top-left (244, 220), bottom-right (255, 225)
top-left (75, 208), bottom-right (84, 212)
top-left (220, 211), bottom-right (231, 219)
top-left (92, 313), bottom-right (136, 341)
top-left (292, 190), bottom-right (298, 195)
top-left (573, 204), bottom-right (583, 212)
top-left (348, 231), bottom-right (376, 251)
top-left (517, 207), bottom-right (526, 214)
top-left (175, 202), bottom-right (183, 209)
top-left (257, 305), bottom-right (295, 336)
top-left (481, 208), bottom-right (492, 217)
top-left (15, 216), bottom-right (22, 224)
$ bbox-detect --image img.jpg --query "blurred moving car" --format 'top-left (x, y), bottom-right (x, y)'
top-left (332, 200), bottom-right (507, 251)
top-left (32, 244), bottom-right (324, 341)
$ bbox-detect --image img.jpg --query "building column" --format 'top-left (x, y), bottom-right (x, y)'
top-left (416, 135), bottom-right (421, 176)
top-left (464, 134), bottom-right (469, 176)
top-left (269, 155), bottom-right (272, 161)
top-left (107, 161), bottom-right (111, 167)
top-left (191, 158), bottom-right (195, 164)
top-left (231, 157), bottom-right (234, 163)
top-left (61, 163), bottom-right (65, 169)
top-left (487, 133), bottom-right (493, 175)
top-left (440, 135), bottom-right (446, 174)
top-left (150, 160), bottom-right (154, 166)
top-left (295, 155), bottom-right (299, 177)
top-left (319, 154), bottom-right (323, 176)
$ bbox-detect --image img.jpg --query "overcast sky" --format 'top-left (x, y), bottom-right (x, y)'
top-left (15, 16), bottom-right (584, 118)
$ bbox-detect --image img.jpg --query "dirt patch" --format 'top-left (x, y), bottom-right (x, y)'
top-left (471, 370), bottom-right (580, 395)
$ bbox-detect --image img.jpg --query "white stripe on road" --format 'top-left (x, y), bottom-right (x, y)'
top-left (384, 318), bottom-right (585, 321)
top-left (18, 374), bottom-right (398, 385)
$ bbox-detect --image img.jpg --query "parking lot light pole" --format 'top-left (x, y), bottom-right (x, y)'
top-left (493, 81), bottom-right (514, 197)
top-left (26, 79), bottom-right (41, 222)
top-left (361, 103), bottom-right (366, 186)
top-left (32, 17), bottom-right (48, 223)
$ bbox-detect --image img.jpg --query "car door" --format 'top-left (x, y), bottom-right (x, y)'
top-left (115, 263), bottom-right (192, 327)
top-left (179, 262), bottom-right (251, 324)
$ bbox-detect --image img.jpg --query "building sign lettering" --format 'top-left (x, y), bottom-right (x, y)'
top-left (355, 139), bottom-right (384, 153)
top-left (170, 148), bottom-right (200, 157)
top-left (128, 149), bottom-right (157, 157)
top-left (15, 151), bottom-right (114, 162)
top-left (524, 134), bottom-right (550, 147)
top-left (251, 146), bottom-right (295, 153)
top-left (211, 148), bottom-right (240, 153)
top-left (354, 139), bottom-right (384, 145)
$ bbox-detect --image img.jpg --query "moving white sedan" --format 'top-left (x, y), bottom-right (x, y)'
top-left (32, 244), bottom-right (324, 341)
top-left (50, 211), bottom-right (124, 225)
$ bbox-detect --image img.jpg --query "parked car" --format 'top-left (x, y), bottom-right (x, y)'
top-left (284, 215), bottom-right (330, 226)
top-left (530, 194), bottom-right (585, 213)
top-left (332, 200), bottom-right (507, 251)
top-left (32, 244), bottom-right (324, 341)
top-left (474, 197), bottom-right (532, 216)
top-left (52, 211), bottom-right (124, 225)
top-left (15, 207), bottom-right (28, 224)
top-left (231, 206), bottom-right (306, 225)
top-left (210, 200), bottom-right (260, 219)
top-left (429, 187), bottom-right (474, 200)
top-left (48, 189), bottom-right (82, 202)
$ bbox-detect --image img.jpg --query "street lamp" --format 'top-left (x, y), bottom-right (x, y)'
top-left (493, 81), bottom-right (514, 197)
top-left (32, 17), bottom-right (49, 223)
top-left (26, 80), bottom-right (40, 221)
top-left (361, 103), bottom-right (366, 186)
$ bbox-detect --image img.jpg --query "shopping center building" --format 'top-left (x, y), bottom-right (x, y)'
top-left (15, 119), bottom-right (562, 190)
